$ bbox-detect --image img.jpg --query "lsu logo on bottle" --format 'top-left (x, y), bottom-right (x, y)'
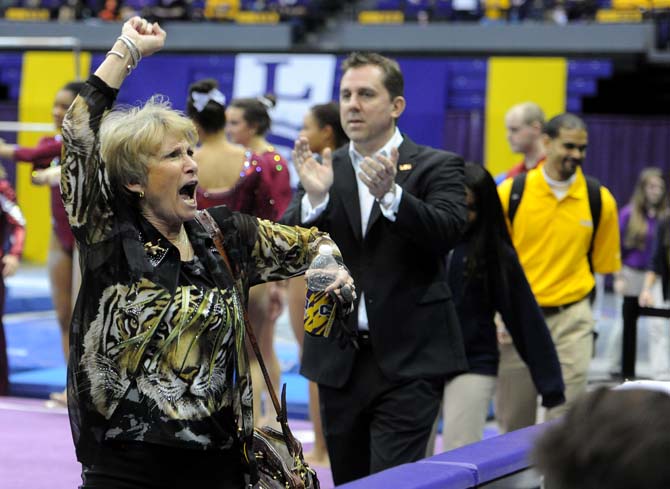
top-left (303, 289), bottom-right (338, 337)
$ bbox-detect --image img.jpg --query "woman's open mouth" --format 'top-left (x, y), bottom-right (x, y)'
top-left (179, 181), bottom-right (198, 206)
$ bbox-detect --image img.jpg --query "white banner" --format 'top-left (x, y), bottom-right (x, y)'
top-left (232, 53), bottom-right (337, 144)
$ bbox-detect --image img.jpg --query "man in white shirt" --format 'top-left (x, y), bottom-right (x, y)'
top-left (282, 52), bottom-right (468, 484)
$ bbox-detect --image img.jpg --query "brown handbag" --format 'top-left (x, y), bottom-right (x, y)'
top-left (196, 210), bottom-right (319, 489)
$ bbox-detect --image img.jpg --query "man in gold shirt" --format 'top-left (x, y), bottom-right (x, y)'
top-left (497, 113), bottom-right (621, 430)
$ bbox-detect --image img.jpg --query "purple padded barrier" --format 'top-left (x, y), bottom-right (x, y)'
top-left (420, 423), bottom-right (551, 485)
top-left (336, 462), bottom-right (476, 489)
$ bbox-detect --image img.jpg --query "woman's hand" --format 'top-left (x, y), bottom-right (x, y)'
top-left (613, 276), bottom-right (625, 296)
top-left (0, 141), bottom-right (15, 160)
top-left (639, 288), bottom-right (654, 307)
top-left (31, 167), bottom-right (61, 186)
top-left (2, 254), bottom-right (19, 278)
top-left (323, 267), bottom-right (356, 306)
top-left (122, 16), bottom-right (166, 57)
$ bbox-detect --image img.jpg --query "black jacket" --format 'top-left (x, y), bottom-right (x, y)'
top-left (448, 241), bottom-right (565, 407)
top-left (282, 136), bottom-right (468, 387)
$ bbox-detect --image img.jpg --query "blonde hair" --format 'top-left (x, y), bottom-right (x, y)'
top-left (99, 96), bottom-right (197, 189)
top-left (625, 167), bottom-right (668, 250)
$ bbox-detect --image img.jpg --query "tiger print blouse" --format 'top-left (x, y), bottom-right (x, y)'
top-left (61, 75), bottom-right (330, 472)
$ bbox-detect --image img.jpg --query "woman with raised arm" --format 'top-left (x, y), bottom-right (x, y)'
top-left (62, 18), bottom-right (354, 487)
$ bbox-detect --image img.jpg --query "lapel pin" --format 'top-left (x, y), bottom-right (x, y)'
top-left (399, 163), bottom-right (412, 171)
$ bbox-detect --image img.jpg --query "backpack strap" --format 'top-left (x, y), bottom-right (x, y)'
top-left (585, 175), bottom-right (602, 273)
top-left (508, 172), bottom-right (527, 224)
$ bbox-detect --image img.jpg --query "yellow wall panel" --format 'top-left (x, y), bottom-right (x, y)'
top-left (18, 51), bottom-right (91, 263)
top-left (484, 57), bottom-right (566, 177)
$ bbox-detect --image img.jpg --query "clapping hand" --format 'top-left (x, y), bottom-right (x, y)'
top-left (358, 147), bottom-right (399, 200)
top-left (292, 137), bottom-right (333, 207)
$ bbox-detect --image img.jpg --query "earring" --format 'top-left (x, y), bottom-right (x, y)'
top-left (138, 191), bottom-right (144, 199)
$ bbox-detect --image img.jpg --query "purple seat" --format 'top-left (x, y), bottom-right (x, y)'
top-left (405, 0), bottom-right (431, 17)
top-left (434, 0), bottom-right (453, 18)
top-left (450, 74), bottom-right (487, 91)
top-left (448, 94), bottom-right (485, 109)
top-left (568, 77), bottom-right (597, 96)
top-left (448, 59), bottom-right (488, 74)
top-left (568, 59), bottom-right (613, 77)
top-left (123, 0), bottom-right (158, 9)
top-left (376, 0), bottom-right (403, 10)
top-left (567, 96), bottom-right (582, 112)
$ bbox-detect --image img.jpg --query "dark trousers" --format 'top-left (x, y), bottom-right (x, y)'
top-left (0, 278), bottom-right (7, 396)
top-left (318, 345), bottom-right (443, 485)
top-left (80, 441), bottom-right (245, 489)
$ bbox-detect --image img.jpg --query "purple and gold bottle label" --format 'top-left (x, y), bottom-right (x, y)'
top-left (303, 289), bottom-right (338, 337)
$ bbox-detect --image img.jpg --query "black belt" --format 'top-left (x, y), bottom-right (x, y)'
top-left (540, 297), bottom-right (585, 316)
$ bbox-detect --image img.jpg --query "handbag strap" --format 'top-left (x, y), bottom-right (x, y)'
top-left (195, 210), bottom-right (300, 455)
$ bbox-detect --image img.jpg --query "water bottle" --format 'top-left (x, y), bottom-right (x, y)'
top-left (304, 244), bottom-right (340, 338)
top-left (306, 244), bottom-right (339, 291)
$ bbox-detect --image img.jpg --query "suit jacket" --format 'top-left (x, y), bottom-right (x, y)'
top-left (282, 135), bottom-right (468, 388)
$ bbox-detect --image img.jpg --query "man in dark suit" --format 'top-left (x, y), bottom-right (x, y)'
top-left (282, 52), bottom-right (467, 484)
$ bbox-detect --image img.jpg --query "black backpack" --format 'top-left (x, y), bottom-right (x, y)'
top-left (507, 172), bottom-right (602, 273)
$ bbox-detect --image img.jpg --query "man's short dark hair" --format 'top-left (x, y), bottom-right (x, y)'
top-left (532, 387), bottom-right (670, 489)
top-left (543, 113), bottom-right (587, 138)
top-left (341, 52), bottom-right (404, 100)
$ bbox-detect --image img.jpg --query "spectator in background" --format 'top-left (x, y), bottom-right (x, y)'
top-left (639, 181), bottom-right (670, 319)
top-left (500, 101), bottom-right (545, 182)
top-left (282, 51), bottom-right (467, 484)
top-left (225, 94), bottom-right (292, 427)
top-left (145, 0), bottom-right (192, 22)
top-left (0, 171), bottom-right (24, 396)
top-left (287, 101), bottom-right (348, 467)
top-left (187, 78), bottom-right (281, 218)
top-left (496, 113), bottom-right (621, 430)
top-left (532, 386), bottom-right (670, 489)
top-left (0, 81), bottom-right (84, 405)
top-left (427, 162), bottom-right (563, 453)
top-left (607, 168), bottom-right (669, 378)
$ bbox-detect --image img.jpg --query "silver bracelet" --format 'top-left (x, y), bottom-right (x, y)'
top-left (116, 35), bottom-right (141, 68)
top-left (105, 50), bottom-right (132, 74)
